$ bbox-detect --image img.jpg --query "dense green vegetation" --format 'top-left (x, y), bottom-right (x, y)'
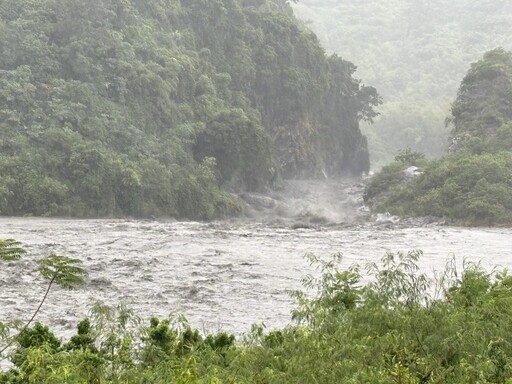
top-left (364, 49), bottom-right (512, 225)
top-left (364, 149), bottom-right (512, 225)
top-left (0, 0), bottom-right (379, 219)
top-left (4, 241), bottom-right (512, 383)
top-left (293, 0), bottom-right (512, 166)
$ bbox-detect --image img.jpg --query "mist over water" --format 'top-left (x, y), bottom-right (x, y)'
top-left (241, 178), bottom-right (368, 225)
top-left (1, 180), bottom-right (511, 338)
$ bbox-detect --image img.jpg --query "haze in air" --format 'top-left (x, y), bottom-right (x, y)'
top-left (293, 0), bottom-right (512, 166)
top-left (1, 1), bottom-right (512, 382)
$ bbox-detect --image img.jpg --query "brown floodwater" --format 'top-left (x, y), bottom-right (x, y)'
top-left (1, 216), bottom-right (511, 338)
top-left (1, 180), bottom-right (511, 338)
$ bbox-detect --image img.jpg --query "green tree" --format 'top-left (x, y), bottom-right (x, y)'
top-left (0, 0), bottom-right (378, 218)
top-left (0, 241), bottom-right (87, 359)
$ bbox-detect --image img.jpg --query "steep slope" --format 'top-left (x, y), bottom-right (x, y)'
top-left (0, 0), bottom-right (379, 218)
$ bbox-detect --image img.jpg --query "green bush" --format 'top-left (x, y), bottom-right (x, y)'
top-left (4, 249), bottom-right (512, 383)
top-left (365, 150), bottom-right (512, 225)
top-left (365, 49), bottom-right (512, 225)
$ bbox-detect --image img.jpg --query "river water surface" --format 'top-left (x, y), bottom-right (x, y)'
top-left (0, 180), bottom-right (511, 338)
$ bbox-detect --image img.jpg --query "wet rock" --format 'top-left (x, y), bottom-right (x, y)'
top-left (374, 212), bottom-right (401, 224)
top-left (240, 193), bottom-right (277, 210)
top-left (291, 222), bottom-right (315, 230)
top-left (297, 211), bottom-right (329, 225)
top-left (402, 216), bottom-right (448, 227)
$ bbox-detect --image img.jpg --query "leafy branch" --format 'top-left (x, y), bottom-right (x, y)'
top-left (0, 242), bottom-right (87, 358)
top-left (0, 239), bottom-right (27, 261)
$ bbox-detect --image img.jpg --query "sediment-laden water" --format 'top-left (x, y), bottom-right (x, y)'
top-left (0, 180), bottom-right (511, 338)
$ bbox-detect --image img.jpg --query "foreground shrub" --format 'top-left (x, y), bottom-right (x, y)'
top-left (3, 250), bottom-right (512, 383)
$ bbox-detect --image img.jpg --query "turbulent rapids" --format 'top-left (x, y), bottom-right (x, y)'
top-left (0, 179), bottom-right (511, 338)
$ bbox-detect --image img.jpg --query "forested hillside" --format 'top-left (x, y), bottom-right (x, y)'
top-left (293, 0), bottom-right (512, 165)
top-left (364, 49), bottom-right (512, 225)
top-left (0, 0), bottom-right (379, 218)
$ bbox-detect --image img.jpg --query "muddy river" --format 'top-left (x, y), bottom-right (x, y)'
top-left (0, 180), bottom-right (511, 338)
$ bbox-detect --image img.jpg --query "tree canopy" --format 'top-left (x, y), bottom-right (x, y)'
top-left (0, 0), bottom-right (379, 218)
top-left (364, 49), bottom-right (512, 225)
